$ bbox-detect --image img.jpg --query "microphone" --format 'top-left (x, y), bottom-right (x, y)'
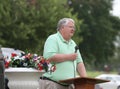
top-left (75, 46), bottom-right (79, 53)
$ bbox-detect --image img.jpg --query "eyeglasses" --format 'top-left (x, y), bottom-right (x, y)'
top-left (65, 25), bottom-right (76, 30)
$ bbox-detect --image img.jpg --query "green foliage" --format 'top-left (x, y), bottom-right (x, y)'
top-left (2, 0), bottom-right (120, 71)
top-left (0, 0), bottom-right (81, 54)
top-left (69, 0), bottom-right (120, 70)
top-left (87, 70), bottom-right (118, 78)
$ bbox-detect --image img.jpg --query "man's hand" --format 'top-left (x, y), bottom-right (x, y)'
top-left (67, 53), bottom-right (78, 61)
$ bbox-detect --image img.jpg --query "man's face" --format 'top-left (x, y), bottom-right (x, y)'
top-left (61, 21), bottom-right (75, 40)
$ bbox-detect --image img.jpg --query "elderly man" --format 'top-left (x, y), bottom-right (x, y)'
top-left (39, 18), bottom-right (87, 89)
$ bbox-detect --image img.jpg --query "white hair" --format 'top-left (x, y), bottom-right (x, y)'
top-left (57, 18), bottom-right (75, 31)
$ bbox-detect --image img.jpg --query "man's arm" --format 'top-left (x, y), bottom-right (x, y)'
top-left (77, 62), bottom-right (87, 77)
top-left (48, 53), bottom-right (77, 63)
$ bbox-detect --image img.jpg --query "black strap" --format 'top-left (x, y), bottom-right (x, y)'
top-left (40, 76), bottom-right (69, 87)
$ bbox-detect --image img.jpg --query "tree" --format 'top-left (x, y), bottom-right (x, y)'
top-left (69, 0), bottom-right (120, 70)
top-left (0, 0), bottom-right (81, 54)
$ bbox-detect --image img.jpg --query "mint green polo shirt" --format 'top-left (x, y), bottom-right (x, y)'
top-left (43, 32), bottom-right (83, 81)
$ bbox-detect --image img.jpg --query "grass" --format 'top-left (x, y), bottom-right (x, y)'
top-left (87, 71), bottom-right (118, 78)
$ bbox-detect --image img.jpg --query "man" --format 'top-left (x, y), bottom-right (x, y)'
top-left (39, 18), bottom-right (87, 89)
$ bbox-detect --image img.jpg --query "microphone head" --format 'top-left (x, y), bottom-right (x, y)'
top-left (75, 46), bottom-right (79, 53)
top-left (75, 46), bottom-right (79, 50)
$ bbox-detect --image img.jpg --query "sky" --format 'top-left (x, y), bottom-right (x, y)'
top-left (112, 0), bottom-right (120, 17)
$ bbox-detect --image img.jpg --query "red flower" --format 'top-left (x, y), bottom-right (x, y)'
top-left (25, 53), bottom-right (32, 59)
top-left (37, 63), bottom-right (43, 70)
top-left (11, 53), bottom-right (17, 57)
top-left (5, 61), bottom-right (10, 68)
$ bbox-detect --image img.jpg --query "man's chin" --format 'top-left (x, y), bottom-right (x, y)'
top-left (70, 34), bottom-right (74, 37)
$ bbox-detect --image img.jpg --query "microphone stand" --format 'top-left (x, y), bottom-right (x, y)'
top-left (73, 46), bottom-right (79, 78)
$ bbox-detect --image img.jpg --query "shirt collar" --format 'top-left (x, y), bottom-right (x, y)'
top-left (57, 31), bottom-right (72, 44)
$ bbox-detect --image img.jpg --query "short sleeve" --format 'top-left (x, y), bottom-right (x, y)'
top-left (43, 35), bottom-right (58, 59)
top-left (76, 50), bottom-right (83, 63)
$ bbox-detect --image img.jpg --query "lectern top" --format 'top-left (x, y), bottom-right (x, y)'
top-left (59, 77), bottom-right (109, 85)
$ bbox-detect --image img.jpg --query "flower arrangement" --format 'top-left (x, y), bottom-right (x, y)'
top-left (4, 52), bottom-right (56, 72)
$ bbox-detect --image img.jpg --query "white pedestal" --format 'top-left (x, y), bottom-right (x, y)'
top-left (5, 68), bottom-right (45, 89)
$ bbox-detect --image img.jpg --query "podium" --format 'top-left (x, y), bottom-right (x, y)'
top-left (59, 77), bottom-right (109, 89)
